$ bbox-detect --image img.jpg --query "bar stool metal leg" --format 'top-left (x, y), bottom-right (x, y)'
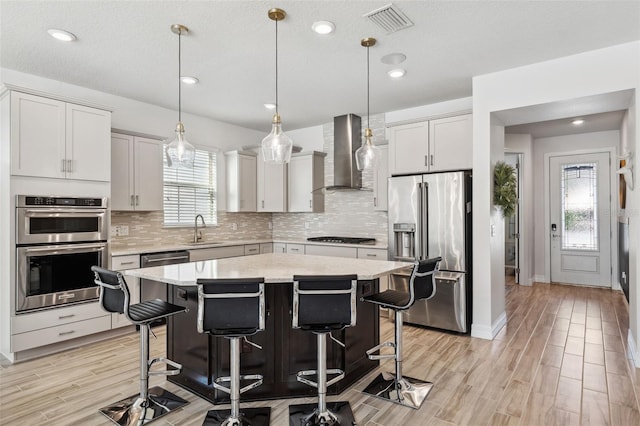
top-left (289, 333), bottom-right (355, 426)
top-left (362, 310), bottom-right (434, 410)
top-left (203, 337), bottom-right (271, 426)
top-left (99, 324), bottom-right (189, 425)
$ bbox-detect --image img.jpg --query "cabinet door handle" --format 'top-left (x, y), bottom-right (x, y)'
top-left (58, 314), bottom-right (75, 319)
top-left (130, 195), bottom-right (135, 206)
top-left (118, 261), bottom-right (135, 266)
top-left (67, 159), bottom-right (73, 173)
top-left (374, 197), bottom-right (377, 207)
top-left (430, 155), bottom-right (434, 166)
top-left (59, 330), bottom-right (75, 336)
top-left (424, 155), bottom-right (428, 167)
top-left (135, 195), bottom-right (139, 206)
top-left (262, 200), bottom-right (265, 208)
top-left (61, 159), bottom-right (66, 172)
top-left (309, 200), bottom-right (312, 208)
top-left (366, 253), bottom-right (377, 257)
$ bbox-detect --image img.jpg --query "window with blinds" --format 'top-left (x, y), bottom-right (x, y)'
top-left (163, 146), bottom-right (217, 226)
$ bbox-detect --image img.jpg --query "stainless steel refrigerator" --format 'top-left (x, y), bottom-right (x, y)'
top-left (388, 170), bottom-right (472, 333)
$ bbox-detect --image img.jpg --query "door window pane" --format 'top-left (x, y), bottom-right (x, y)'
top-left (561, 162), bottom-right (598, 250)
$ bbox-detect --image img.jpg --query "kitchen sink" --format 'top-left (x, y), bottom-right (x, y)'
top-left (185, 241), bottom-right (223, 246)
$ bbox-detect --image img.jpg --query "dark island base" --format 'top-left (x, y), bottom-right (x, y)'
top-left (167, 280), bottom-right (380, 404)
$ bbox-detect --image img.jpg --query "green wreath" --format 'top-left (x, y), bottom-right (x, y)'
top-left (494, 161), bottom-right (517, 217)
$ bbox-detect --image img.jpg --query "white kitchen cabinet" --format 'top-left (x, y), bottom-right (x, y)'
top-left (257, 151), bottom-right (287, 212)
top-left (260, 243), bottom-right (273, 254)
top-left (373, 145), bottom-right (389, 211)
top-left (10, 91), bottom-right (111, 181)
top-left (226, 150), bottom-right (257, 212)
top-left (111, 133), bottom-right (163, 211)
top-left (273, 243), bottom-right (287, 253)
top-left (10, 302), bottom-right (110, 352)
top-left (244, 244), bottom-right (260, 256)
top-left (305, 245), bottom-right (357, 258)
top-left (111, 254), bottom-right (141, 329)
top-left (388, 114), bottom-right (472, 175)
top-left (357, 247), bottom-right (387, 260)
top-left (428, 114), bottom-right (473, 171)
top-left (286, 244), bottom-right (305, 255)
top-left (288, 151), bottom-right (325, 213)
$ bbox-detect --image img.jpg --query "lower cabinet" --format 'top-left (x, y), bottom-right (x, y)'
top-left (166, 280), bottom-right (379, 402)
top-left (10, 302), bottom-right (111, 352)
top-left (304, 245), bottom-right (357, 258)
top-left (189, 245), bottom-right (245, 262)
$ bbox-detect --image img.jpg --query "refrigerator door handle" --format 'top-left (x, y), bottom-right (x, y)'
top-left (422, 181), bottom-right (429, 259)
top-left (417, 182), bottom-right (424, 260)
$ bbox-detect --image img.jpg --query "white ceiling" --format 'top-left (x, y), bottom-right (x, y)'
top-left (1, 1), bottom-right (639, 132)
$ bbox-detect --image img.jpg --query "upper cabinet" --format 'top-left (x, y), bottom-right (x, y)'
top-left (373, 145), bottom-right (389, 211)
top-left (257, 150), bottom-right (287, 212)
top-left (388, 113), bottom-right (472, 176)
top-left (288, 151), bottom-right (325, 213)
top-left (111, 133), bottom-right (164, 211)
top-left (10, 91), bottom-right (111, 181)
top-left (226, 150), bottom-right (257, 212)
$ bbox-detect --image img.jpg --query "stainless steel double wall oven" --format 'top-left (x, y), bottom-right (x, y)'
top-left (16, 195), bottom-right (109, 312)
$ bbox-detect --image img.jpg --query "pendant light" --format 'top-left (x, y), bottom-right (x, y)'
top-left (261, 8), bottom-right (293, 164)
top-left (355, 37), bottom-right (379, 171)
top-left (166, 24), bottom-right (196, 168)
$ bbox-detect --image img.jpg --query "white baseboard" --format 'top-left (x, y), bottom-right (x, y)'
top-left (628, 330), bottom-right (640, 369)
top-left (471, 311), bottom-right (507, 340)
top-left (534, 275), bottom-right (549, 283)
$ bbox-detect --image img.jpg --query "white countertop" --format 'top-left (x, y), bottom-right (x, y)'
top-left (111, 239), bottom-right (388, 256)
top-left (125, 253), bottom-right (410, 286)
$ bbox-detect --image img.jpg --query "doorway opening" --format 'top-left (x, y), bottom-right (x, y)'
top-left (504, 152), bottom-right (521, 285)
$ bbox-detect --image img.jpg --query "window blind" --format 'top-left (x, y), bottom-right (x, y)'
top-left (163, 147), bottom-right (217, 226)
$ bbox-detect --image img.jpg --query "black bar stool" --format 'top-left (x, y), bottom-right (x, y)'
top-left (196, 278), bottom-right (271, 426)
top-left (289, 274), bottom-right (358, 426)
top-left (361, 257), bottom-right (441, 409)
top-left (92, 266), bottom-right (189, 425)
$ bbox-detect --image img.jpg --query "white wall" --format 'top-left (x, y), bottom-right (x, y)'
top-left (505, 134), bottom-right (534, 286)
top-left (472, 41), bottom-right (640, 363)
top-left (287, 125), bottom-right (324, 152)
top-left (532, 131), bottom-right (620, 281)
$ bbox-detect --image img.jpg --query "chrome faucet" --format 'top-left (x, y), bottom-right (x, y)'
top-left (194, 214), bottom-right (206, 243)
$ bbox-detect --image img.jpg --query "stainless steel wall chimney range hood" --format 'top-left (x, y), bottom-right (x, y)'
top-left (325, 114), bottom-right (363, 191)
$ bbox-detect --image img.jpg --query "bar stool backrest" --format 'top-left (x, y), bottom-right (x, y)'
top-left (292, 274), bottom-right (358, 331)
top-left (196, 278), bottom-right (266, 336)
top-left (409, 257), bottom-right (441, 305)
top-left (92, 265), bottom-right (130, 315)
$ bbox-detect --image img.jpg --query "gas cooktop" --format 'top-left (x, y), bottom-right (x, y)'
top-left (307, 236), bottom-right (376, 245)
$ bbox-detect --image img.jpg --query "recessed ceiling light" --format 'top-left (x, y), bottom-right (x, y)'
top-left (388, 69), bottom-right (406, 78)
top-left (571, 119), bottom-right (585, 125)
top-left (381, 53), bottom-right (406, 65)
top-left (311, 21), bottom-right (335, 35)
top-left (264, 103), bottom-right (276, 110)
top-left (47, 28), bottom-right (77, 42)
top-left (180, 76), bottom-right (199, 85)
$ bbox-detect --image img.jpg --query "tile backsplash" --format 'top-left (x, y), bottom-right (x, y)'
top-left (110, 113), bottom-right (388, 250)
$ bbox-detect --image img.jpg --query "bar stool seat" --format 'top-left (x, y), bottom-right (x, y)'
top-left (197, 278), bottom-right (271, 426)
top-left (289, 274), bottom-right (358, 426)
top-left (92, 266), bottom-right (189, 425)
top-left (361, 257), bottom-right (441, 410)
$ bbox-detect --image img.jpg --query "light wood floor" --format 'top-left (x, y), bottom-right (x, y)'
top-left (1, 283), bottom-right (639, 425)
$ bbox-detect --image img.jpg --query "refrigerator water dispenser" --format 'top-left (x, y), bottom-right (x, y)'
top-left (393, 223), bottom-right (416, 260)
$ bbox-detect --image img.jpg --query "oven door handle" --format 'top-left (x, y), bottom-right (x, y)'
top-left (21, 242), bottom-right (107, 255)
top-left (23, 209), bottom-right (107, 217)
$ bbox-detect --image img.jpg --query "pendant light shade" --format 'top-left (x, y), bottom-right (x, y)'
top-left (261, 8), bottom-right (293, 164)
top-left (355, 37), bottom-right (379, 171)
top-left (166, 24), bottom-right (195, 169)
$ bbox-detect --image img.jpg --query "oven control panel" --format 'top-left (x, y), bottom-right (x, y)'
top-left (18, 196), bottom-right (107, 208)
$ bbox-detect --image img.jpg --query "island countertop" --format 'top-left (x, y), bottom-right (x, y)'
top-left (125, 252), bottom-right (412, 285)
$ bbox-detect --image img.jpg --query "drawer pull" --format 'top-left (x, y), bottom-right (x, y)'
top-left (366, 254), bottom-right (377, 257)
top-left (118, 261), bottom-right (136, 266)
top-left (59, 330), bottom-right (75, 336)
top-left (58, 314), bottom-right (75, 319)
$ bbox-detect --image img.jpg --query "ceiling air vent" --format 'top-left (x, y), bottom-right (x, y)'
top-left (364, 3), bottom-right (413, 34)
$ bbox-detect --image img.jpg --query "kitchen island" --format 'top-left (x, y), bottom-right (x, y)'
top-left (126, 253), bottom-right (410, 403)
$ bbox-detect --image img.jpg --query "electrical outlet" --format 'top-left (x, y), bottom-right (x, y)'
top-left (232, 223), bottom-right (238, 231)
top-left (490, 224), bottom-right (495, 237)
top-left (120, 225), bottom-right (129, 236)
top-left (111, 225), bottom-right (120, 237)
top-left (304, 222), bottom-right (310, 229)
top-left (268, 221), bottom-right (273, 230)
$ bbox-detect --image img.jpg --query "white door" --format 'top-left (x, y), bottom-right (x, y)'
top-left (550, 152), bottom-right (611, 287)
